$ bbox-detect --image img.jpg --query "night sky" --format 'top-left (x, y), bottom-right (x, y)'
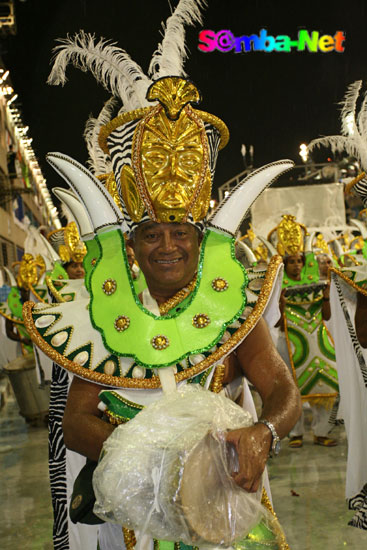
top-left (2, 0), bottom-right (367, 205)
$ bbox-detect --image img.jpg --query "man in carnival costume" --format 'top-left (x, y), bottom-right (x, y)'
top-left (24, 2), bottom-right (301, 549)
top-left (270, 215), bottom-right (339, 448)
top-left (309, 80), bottom-right (367, 530)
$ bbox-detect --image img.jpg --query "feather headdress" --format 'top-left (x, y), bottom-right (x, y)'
top-left (84, 97), bottom-right (117, 175)
top-left (308, 80), bottom-right (367, 170)
top-left (308, 80), bottom-right (367, 206)
top-left (46, 0), bottom-right (231, 233)
top-left (48, 0), bottom-right (206, 111)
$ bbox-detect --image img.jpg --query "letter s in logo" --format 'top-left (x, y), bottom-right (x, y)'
top-left (198, 30), bottom-right (217, 52)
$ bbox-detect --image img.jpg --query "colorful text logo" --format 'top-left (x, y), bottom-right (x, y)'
top-left (198, 29), bottom-right (345, 53)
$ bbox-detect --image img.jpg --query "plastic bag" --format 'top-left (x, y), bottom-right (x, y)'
top-left (93, 385), bottom-right (266, 546)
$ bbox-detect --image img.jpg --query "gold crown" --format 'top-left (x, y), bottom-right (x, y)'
top-left (12, 254), bottom-right (45, 289)
top-left (99, 77), bottom-right (229, 225)
top-left (48, 222), bottom-right (87, 263)
top-left (268, 215), bottom-right (307, 256)
top-left (313, 234), bottom-right (330, 255)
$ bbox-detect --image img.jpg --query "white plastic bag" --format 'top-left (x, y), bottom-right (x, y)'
top-left (93, 385), bottom-right (266, 546)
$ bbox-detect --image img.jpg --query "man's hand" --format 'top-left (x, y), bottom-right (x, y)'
top-left (226, 423), bottom-right (272, 492)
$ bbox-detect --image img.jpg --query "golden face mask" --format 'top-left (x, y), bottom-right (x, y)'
top-left (100, 77), bottom-right (229, 229)
top-left (131, 102), bottom-right (211, 223)
top-left (268, 215), bottom-right (307, 256)
top-left (13, 254), bottom-right (45, 289)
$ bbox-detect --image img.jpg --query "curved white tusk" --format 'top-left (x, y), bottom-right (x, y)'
top-left (330, 238), bottom-right (344, 258)
top-left (350, 218), bottom-right (367, 239)
top-left (209, 160), bottom-right (294, 236)
top-left (46, 152), bottom-right (123, 234)
top-left (39, 252), bottom-right (54, 273)
top-left (53, 187), bottom-right (94, 240)
top-left (257, 235), bottom-right (278, 257)
top-left (304, 231), bottom-right (316, 254)
top-left (3, 267), bottom-right (17, 287)
top-left (39, 234), bottom-right (61, 264)
top-left (237, 240), bottom-right (257, 265)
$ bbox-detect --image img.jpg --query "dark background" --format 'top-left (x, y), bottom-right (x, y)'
top-left (2, 0), bottom-right (367, 201)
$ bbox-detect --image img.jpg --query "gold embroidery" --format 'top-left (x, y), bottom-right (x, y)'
top-left (158, 275), bottom-right (197, 315)
top-left (209, 364), bottom-right (225, 393)
top-left (330, 267), bottom-right (367, 296)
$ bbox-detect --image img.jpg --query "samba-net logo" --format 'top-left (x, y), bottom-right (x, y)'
top-left (198, 29), bottom-right (345, 53)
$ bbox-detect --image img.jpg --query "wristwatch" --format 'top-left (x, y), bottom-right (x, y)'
top-left (256, 419), bottom-right (281, 457)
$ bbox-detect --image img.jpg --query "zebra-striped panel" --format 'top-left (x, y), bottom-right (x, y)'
top-left (49, 362), bottom-right (69, 549)
top-left (332, 272), bottom-right (367, 387)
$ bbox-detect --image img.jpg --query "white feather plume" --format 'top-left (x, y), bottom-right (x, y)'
top-left (47, 31), bottom-right (152, 110)
top-left (309, 80), bottom-right (367, 171)
top-left (60, 203), bottom-right (75, 225)
top-left (84, 97), bottom-right (117, 175)
top-left (149, 0), bottom-right (206, 79)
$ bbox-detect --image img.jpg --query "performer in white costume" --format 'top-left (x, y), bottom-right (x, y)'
top-left (309, 79), bottom-right (367, 529)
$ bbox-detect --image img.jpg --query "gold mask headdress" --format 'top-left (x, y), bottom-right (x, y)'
top-left (47, 1), bottom-right (228, 233)
top-left (99, 76), bottom-right (228, 230)
top-left (268, 215), bottom-right (308, 256)
top-left (47, 222), bottom-right (87, 263)
top-left (12, 254), bottom-right (45, 289)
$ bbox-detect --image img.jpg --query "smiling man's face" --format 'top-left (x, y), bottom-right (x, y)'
top-left (129, 222), bottom-right (201, 295)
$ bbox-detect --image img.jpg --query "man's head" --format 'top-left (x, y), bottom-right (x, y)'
top-left (284, 253), bottom-right (304, 281)
top-left (128, 222), bottom-right (202, 296)
top-left (317, 254), bottom-right (332, 279)
top-left (64, 261), bottom-right (85, 280)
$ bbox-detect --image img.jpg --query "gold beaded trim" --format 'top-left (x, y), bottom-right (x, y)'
top-left (0, 308), bottom-right (24, 325)
top-left (45, 275), bottom-right (67, 303)
top-left (158, 275), bottom-right (197, 315)
top-left (108, 390), bottom-right (144, 410)
top-left (23, 256), bottom-right (282, 388)
top-left (122, 527), bottom-right (137, 550)
top-left (29, 285), bottom-right (48, 305)
top-left (104, 410), bottom-right (130, 426)
top-left (260, 488), bottom-right (290, 550)
top-left (209, 364), bottom-right (225, 393)
top-left (330, 267), bottom-right (367, 296)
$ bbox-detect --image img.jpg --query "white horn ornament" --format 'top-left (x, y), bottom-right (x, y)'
top-left (304, 231), bottom-right (316, 254)
top-left (350, 219), bottom-right (367, 240)
top-left (46, 152), bottom-right (123, 234)
top-left (257, 235), bottom-right (278, 258)
top-left (209, 160), bottom-right (294, 236)
top-left (53, 187), bottom-right (94, 240)
top-left (3, 267), bottom-right (16, 287)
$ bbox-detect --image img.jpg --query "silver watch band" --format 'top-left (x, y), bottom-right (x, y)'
top-left (256, 419), bottom-right (281, 456)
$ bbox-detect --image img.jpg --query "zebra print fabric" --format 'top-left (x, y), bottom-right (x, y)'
top-left (353, 178), bottom-right (367, 208)
top-left (348, 484), bottom-right (367, 530)
top-left (49, 362), bottom-right (70, 549)
top-left (332, 272), bottom-right (367, 387)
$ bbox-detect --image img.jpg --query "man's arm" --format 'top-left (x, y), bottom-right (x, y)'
top-left (226, 317), bottom-right (301, 493)
top-left (63, 376), bottom-right (114, 461)
top-left (355, 292), bottom-right (367, 348)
